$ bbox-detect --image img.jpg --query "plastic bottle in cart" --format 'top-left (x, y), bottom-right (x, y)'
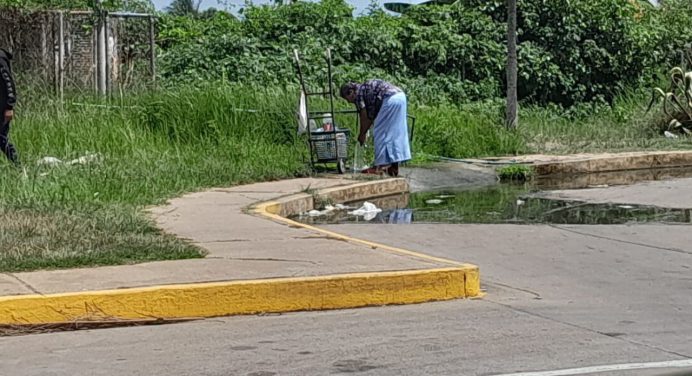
top-left (322, 115), bottom-right (333, 132)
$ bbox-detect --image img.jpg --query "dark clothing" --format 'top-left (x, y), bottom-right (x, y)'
top-left (355, 79), bottom-right (402, 121)
top-left (0, 49), bottom-right (17, 111)
top-left (0, 121), bottom-right (18, 164)
top-left (0, 49), bottom-right (19, 165)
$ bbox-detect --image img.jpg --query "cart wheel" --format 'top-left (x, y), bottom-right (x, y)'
top-left (337, 158), bottom-right (346, 174)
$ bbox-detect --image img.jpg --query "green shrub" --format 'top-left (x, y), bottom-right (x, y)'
top-left (155, 0), bottom-right (691, 107)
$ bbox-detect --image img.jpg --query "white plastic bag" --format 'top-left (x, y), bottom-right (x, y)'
top-left (297, 90), bottom-right (308, 134)
top-left (348, 202), bottom-right (382, 221)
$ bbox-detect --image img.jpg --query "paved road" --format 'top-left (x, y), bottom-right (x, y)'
top-left (3, 222), bottom-right (690, 376)
top-left (3, 179), bottom-right (692, 376)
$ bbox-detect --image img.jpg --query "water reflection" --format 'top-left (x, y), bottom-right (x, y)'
top-left (387, 209), bottom-right (414, 224)
top-left (292, 183), bottom-right (692, 226)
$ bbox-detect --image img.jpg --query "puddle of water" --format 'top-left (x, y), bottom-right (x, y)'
top-left (293, 183), bottom-right (692, 225)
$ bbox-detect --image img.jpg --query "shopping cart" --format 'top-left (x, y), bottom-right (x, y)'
top-left (293, 48), bottom-right (351, 174)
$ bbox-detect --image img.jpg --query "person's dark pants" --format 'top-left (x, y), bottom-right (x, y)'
top-left (0, 120), bottom-right (19, 165)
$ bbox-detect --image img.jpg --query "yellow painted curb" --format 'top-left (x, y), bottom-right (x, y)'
top-left (0, 268), bottom-right (471, 325)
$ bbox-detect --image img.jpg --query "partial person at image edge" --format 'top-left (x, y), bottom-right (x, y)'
top-left (0, 48), bottom-right (19, 166)
top-left (340, 79), bottom-right (411, 177)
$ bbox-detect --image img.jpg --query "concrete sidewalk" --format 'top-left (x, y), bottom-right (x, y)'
top-left (536, 176), bottom-right (692, 209)
top-left (0, 177), bottom-right (478, 325)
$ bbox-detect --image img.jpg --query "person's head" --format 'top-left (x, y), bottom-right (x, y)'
top-left (340, 82), bottom-right (359, 103)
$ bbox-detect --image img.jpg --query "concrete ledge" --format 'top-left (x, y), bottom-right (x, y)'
top-left (533, 151), bottom-right (692, 176)
top-left (537, 166), bottom-right (692, 190)
top-left (0, 268), bottom-right (474, 325)
top-left (267, 178), bottom-right (409, 217)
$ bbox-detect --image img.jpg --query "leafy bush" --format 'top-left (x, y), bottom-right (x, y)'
top-left (156, 0), bottom-right (691, 107)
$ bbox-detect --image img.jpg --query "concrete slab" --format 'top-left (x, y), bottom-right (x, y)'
top-left (0, 274), bottom-right (35, 296)
top-left (520, 151), bottom-right (692, 176)
top-left (326, 223), bottom-right (692, 356)
top-left (536, 166), bottom-right (692, 190)
top-left (537, 177), bottom-right (692, 209)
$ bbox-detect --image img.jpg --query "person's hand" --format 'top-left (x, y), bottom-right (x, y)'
top-left (3, 109), bottom-right (13, 125)
top-left (358, 132), bottom-right (366, 146)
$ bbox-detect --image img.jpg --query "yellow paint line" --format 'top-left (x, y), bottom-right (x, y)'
top-left (0, 268), bottom-right (471, 325)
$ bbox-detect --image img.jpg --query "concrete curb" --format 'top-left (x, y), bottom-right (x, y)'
top-left (0, 178), bottom-right (480, 326)
top-left (0, 268), bottom-right (474, 325)
top-left (533, 151), bottom-right (692, 176)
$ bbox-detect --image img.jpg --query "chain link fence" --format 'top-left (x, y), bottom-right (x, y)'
top-left (0, 8), bottom-right (155, 97)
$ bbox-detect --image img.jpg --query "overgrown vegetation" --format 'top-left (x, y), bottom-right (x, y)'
top-left (157, 0), bottom-right (692, 107)
top-left (0, 84), bottom-right (309, 271)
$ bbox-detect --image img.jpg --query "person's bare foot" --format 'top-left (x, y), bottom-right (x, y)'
top-left (387, 163), bottom-right (399, 177)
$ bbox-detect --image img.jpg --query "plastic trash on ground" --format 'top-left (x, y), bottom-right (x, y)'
top-left (348, 201), bottom-right (382, 221)
top-left (37, 153), bottom-right (103, 167)
top-left (38, 156), bottom-right (63, 166)
top-left (664, 131), bottom-right (679, 139)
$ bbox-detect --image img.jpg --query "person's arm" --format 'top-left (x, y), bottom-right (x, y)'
top-left (358, 108), bottom-right (372, 146)
top-left (354, 86), bottom-right (372, 145)
top-left (0, 58), bottom-right (16, 124)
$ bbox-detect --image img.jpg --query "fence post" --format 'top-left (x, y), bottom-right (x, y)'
top-left (104, 12), bottom-right (111, 95)
top-left (54, 13), bottom-right (59, 96)
top-left (41, 15), bottom-right (48, 80)
top-left (96, 9), bottom-right (107, 96)
top-left (58, 11), bottom-right (65, 106)
top-left (148, 15), bottom-right (156, 86)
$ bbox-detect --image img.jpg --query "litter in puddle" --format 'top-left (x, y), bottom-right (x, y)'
top-left (348, 202), bottom-right (382, 221)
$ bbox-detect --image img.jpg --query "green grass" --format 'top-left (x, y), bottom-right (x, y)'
top-left (411, 101), bottom-right (527, 159)
top-left (2, 82), bottom-right (690, 272)
top-left (0, 83), bottom-right (310, 272)
top-left (519, 90), bottom-right (692, 154)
